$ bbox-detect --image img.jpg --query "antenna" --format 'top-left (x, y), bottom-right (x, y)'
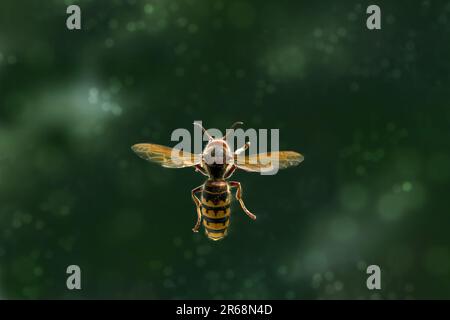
top-left (193, 122), bottom-right (213, 140)
top-left (223, 121), bottom-right (244, 140)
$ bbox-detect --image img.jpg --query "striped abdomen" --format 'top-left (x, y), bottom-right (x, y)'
top-left (201, 179), bottom-right (231, 241)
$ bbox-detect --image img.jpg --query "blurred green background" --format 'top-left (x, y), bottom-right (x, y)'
top-left (0, 0), bottom-right (449, 299)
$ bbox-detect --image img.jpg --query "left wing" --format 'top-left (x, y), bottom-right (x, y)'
top-left (235, 151), bottom-right (304, 172)
top-left (131, 143), bottom-right (202, 168)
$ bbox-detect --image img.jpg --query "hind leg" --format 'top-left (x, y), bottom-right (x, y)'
top-left (229, 181), bottom-right (256, 220)
top-left (191, 185), bottom-right (203, 232)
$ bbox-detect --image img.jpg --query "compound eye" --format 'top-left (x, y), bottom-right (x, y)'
top-left (204, 148), bottom-right (215, 165)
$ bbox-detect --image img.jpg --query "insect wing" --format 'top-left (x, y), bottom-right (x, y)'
top-left (235, 151), bottom-right (304, 172)
top-left (131, 143), bottom-right (201, 168)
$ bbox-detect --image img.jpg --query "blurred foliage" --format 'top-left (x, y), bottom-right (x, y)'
top-left (0, 0), bottom-right (449, 299)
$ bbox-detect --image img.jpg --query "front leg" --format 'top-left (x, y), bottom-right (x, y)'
top-left (223, 164), bottom-right (237, 179)
top-left (195, 164), bottom-right (209, 177)
top-left (229, 181), bottom-right (256, 220)
top-left (234, 141), bottom-right (250, 155)
top-left (191, 185), bottom-right (203, 232)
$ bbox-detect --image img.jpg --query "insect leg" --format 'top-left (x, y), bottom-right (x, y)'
top-left (195, 164), bottom-right (209, 177)
top-left (191, 185), bottom-right (203, 232)
top-left (223, 164), bottom-right (237, 179)
top-left (234, 141), bottom-right (250, 155)
top-left (229, 181), bottom-right (256, 220)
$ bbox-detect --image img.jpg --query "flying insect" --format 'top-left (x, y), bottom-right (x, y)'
top-left (131, 122), bottom-right (303, 241)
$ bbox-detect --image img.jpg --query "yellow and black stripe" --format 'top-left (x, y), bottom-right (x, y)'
top-left (201, 180), bottom-right (231, 241)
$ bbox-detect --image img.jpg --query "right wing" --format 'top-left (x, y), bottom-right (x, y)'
top-left (235, 151), bottom-right (304, 172)
top-left (131, 143), bottom-right (202, 168)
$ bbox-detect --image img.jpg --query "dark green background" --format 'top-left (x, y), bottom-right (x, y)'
top-left (0, 0), bottom-right (449, 299)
